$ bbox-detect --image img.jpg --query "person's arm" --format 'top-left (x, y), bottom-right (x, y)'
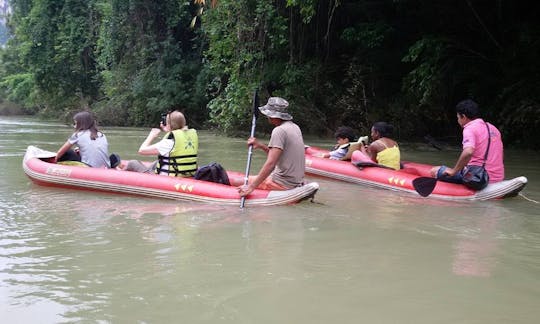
top-left (249, 137), bottom-right (269, 153)
top-left (238, 147), bottom-right (282, 197)
top-left (443, 146), bottom-right (474, 176)
top-left (361, 142), bottom-right (379, 163)
top-left (138, 128), bottom-right (162, 155)
top-left (325, 142), bottom-right (344, 158)
top-left (55, 140), bottom-right (73, 162)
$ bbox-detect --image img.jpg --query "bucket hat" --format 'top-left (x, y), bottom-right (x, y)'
top-left (258, 97), bottom-right (292, 121)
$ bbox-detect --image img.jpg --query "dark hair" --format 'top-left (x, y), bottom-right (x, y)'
top-left (73, 111), bottom-right (100, 140)
top-left (455, 99), bottom-right (480, 119)
top-left (334, 126), bottom-right (356, 142)
top-left (372, 122), bottom-right (394, 138)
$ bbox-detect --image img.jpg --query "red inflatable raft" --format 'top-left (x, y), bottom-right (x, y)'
top-left (23, 146), bottom-right (319, 206)
top-left (305, 146), bottom-right (526, 201)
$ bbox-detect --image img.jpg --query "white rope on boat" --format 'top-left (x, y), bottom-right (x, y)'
top-left (518, 193), bottom-right (539, 204)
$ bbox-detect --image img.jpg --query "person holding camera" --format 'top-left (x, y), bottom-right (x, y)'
top-left (123, 110), bottom-right (198, 177)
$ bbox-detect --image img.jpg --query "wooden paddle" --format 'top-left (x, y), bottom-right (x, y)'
top-left (240, 89), bottom-right (259, 208)
top-left (412, 177), bottom-right (438, 197)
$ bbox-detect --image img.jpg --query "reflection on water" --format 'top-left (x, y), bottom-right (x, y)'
top-left (1, 116), bottom-right (540, 323)
top-left (449, 206), bottom-right (501, 277)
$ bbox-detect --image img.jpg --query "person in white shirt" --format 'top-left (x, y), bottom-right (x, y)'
top-left (123, 110), bottom-right (198, 177)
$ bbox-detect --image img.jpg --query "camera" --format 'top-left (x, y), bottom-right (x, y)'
top-left (160, 113), bottom-right (167, 126)
top-left (358, 136), bottom-right (369, 146)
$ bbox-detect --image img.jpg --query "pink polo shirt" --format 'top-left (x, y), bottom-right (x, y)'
top-left (462, 118), bottom-right (504, 182)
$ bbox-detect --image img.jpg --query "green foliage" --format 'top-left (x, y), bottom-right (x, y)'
top-left (401, 37), bottom-right (449, 106)
top-left (202, 0), bottom-right (287, 133)
top-left (93, 0), bottom-right (205, 126)
top-left (1, 0), bottom-right (539, 148)
top-left (0, 72), bottom-right (37, 108)
top-left (207, 76), bottom-right (253, 134)
top-left (341, 22), bottom-right (392, 49)
top-left (286, 0), bottom-right (317, 24)
top-left (277, 60), bottom-right (329, 134)
top-left (2, 0), bottom-right (205, 125)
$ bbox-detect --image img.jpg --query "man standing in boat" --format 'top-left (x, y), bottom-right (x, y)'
top-left (431, 99), bottom-right (505, 184)
top-left (236, 97), bottom-right (305, 197)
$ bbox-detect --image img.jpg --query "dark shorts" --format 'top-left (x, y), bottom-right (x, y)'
top-left (436, 165), bottom-right (464, 184)
top-left (57, 149), bottom-right (81, 162)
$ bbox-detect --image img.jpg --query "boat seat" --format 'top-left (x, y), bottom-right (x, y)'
top-left (57, 161), bottom-right (90, 167)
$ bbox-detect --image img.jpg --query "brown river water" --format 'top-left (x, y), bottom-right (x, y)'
top-left (1, 116), bottom-right (539, 323)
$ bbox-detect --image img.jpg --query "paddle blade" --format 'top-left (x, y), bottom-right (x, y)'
top-left (412, 177), bottom-right (437, 197)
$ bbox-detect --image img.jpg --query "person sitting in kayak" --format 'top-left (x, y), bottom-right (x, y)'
top-left (351, 121), bottom-right (401, 170)
top-left (318, 126), bottom-right (357, 160)
top-left (430, 99), bottom-right (504, 184)
top-left (235, 97), bottom-right (306, 197)
top-left (123, 110), bottom-right (198, 177)
top-left (55, 111), bottom-right (112, 168)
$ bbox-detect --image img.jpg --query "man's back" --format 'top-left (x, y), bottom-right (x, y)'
top-left (463, 118), bottom-right (504, 182)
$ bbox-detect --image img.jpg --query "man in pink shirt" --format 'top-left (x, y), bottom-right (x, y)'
top-left (431, 99), bottom-right (505, 184)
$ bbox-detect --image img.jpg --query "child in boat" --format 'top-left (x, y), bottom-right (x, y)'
top-left (55, 111), bottom-right (111, 168)
top-left (319, 126), bottom-right (357, 160)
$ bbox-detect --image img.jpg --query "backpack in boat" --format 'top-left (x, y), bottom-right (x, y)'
top-left (194, 162), bottom-right (230, 185)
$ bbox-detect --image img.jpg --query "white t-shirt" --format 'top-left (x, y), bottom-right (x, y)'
top-left (153, 138), bottom-right (175, 156)
top-left (329, 143), bottom-right (350, 160)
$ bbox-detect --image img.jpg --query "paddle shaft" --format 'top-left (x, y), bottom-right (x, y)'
top-left (243, 115), bottom-right (257, 181)
top-left (240, 90), bottom-right (259, 208)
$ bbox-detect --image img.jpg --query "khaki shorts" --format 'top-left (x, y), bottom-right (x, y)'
top-left (124, 160), bottom-right (156, 173)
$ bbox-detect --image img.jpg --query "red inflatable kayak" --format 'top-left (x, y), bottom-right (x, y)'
top-left (23, 146), bottom-right (319, 206)
top-left (305, 146), bottom-right (526, 201)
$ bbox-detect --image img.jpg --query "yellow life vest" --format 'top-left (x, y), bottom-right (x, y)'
top-left (156, 129), bottom-right (198, 177)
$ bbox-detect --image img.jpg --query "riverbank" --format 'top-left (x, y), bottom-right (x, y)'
top-left (0, 100), bottom-right (27, 115)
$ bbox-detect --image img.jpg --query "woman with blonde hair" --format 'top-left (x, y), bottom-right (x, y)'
top-left (123, 110), bottom-right (199, 177)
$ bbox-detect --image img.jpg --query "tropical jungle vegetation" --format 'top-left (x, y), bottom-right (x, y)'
top-left (0, 0), bottom-right (539, 148)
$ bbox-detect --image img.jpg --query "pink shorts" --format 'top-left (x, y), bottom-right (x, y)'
top-left (351, 150), bottom-right (373, 164)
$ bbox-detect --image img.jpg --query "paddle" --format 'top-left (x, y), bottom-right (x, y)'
top-left (353, 161), bottom-right (394, 170)
top-left (412, 177), bottom-right (438, 197)
top-left (240, 89), bottom-right (259, 208)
